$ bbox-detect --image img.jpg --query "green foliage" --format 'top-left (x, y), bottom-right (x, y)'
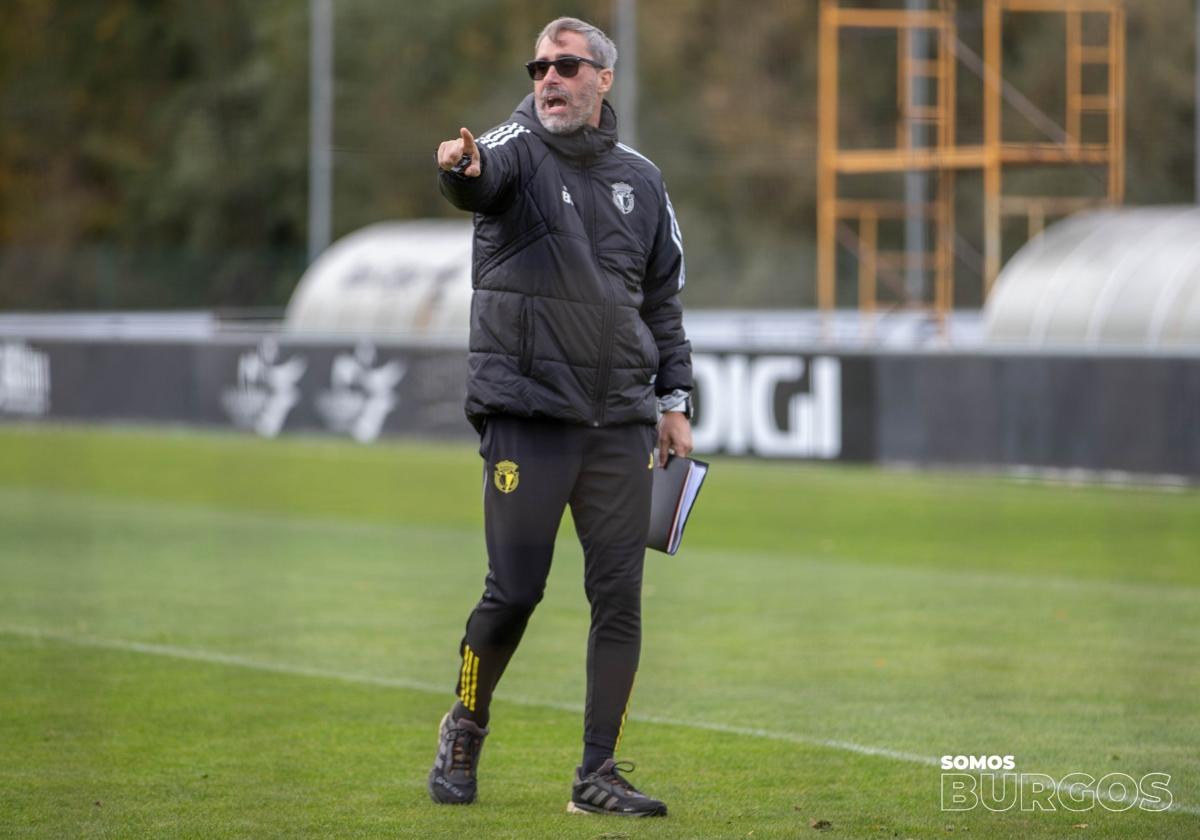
top-left (0, 1), bottom-right (1196, 309)
top-left (0, 0), bottom-right (309, 308)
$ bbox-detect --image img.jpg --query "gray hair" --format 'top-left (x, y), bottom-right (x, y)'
top-left (534, 17), bottom-right (617, 69)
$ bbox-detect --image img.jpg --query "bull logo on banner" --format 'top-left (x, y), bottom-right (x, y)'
top-left (221, 339), bottom-right (307, 438)
top-left (316, 343), bottom-right (406, 443)
top-left (690, 355), bottom-right (841, 459)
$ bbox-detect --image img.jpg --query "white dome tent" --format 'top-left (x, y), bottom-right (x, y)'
top-left (284, 220), bottom-right (473, 341)
top-left (984, 206), bottom-right (1200, 349)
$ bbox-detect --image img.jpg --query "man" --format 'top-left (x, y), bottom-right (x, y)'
top-left (429, 17), bottom-right (693, 818)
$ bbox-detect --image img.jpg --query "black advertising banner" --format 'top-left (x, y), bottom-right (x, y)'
top-left (874, 353), bottom-right (1200, 477)
top-left (0, 337), bottom-right (473, 442)
top-left (688, 352), bottom-right (874, 462)
top-left (202, 340), bottom-right (470, 441)
top-left (0, 339), bottom-right (879, 459)
top-left (1, 336), bottom-right (1197, 477)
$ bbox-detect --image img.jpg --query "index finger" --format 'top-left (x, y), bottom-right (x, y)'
top-left (459, 127), bottom-right (477, 155)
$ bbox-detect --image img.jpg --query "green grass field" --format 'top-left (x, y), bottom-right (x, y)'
top-left (1, 424), bottom-right (1198, 839)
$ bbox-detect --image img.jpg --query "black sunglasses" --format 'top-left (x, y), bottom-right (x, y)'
top-left (525, 55), bottom-right (605, 80)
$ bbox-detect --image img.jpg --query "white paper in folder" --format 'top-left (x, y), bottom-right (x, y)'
top-left (648, 455), bottom-right (709, 556)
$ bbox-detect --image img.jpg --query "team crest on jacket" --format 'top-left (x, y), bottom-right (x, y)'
top-left (494, 460), bottom-right (520, 493)
top-left (611, 182), bottom-right (635, 215)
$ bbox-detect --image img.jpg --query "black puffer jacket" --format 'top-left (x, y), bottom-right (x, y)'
top-left (440, 95), bottom-right (692, 431)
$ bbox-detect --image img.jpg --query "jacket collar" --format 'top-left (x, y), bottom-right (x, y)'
top-left (513, 94), bottom-right (618, 163)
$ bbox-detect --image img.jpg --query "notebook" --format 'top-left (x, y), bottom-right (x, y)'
top-left (647, 455), bottom-right (709, 555)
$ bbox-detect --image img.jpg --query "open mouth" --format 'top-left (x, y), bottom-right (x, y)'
top-left (541, 92), bottom-right (569, 113)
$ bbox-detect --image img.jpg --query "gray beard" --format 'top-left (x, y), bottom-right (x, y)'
top-left (538, 109), bottom-right (591, 135)
top-left (536, 81), bottom-right (599, 135)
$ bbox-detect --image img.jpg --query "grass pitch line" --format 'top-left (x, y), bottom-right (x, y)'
top-left (0, 624), bottom-right (930, 765)
top-left (5, 624), bottom-right (1197, 817)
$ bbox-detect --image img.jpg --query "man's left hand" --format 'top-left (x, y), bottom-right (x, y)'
top-left (657, 412), bottom-right (693, 468)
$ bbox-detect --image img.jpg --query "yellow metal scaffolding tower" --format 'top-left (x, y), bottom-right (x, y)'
top-left (817, 0), bottom-right (1126, 324)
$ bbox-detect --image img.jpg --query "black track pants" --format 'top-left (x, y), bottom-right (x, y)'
top-left (454, 415), bottom-right (656, 751)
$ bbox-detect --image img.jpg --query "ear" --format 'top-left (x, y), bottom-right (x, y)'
top-left (597, 68), bottom-right (614, 95)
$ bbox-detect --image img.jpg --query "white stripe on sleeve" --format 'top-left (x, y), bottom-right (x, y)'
top-left (664, 189), bottom-right (686, 290)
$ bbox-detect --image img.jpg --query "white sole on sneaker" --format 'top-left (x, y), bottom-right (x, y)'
top-left (566, 799), bottom-right (667, 817)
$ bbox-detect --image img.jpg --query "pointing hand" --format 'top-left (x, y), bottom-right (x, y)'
top-left (437, 127), bottom-right (481, 177)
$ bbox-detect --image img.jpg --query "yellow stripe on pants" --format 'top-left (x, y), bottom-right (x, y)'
top-left (615, 672), bottom-right (637, 751)
top-left (470, 648), bottom-right (478, 710)
top-left (459, 646), bottom-right (476, 711)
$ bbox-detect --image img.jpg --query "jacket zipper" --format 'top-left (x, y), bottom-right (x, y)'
top-left (582, 160), bottom-right (616, 427)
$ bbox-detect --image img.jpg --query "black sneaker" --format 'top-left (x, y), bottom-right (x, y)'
top-left (427, 711), bottom-right (488, 805)
top-left (567, 759), bottom-right (668, 817)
